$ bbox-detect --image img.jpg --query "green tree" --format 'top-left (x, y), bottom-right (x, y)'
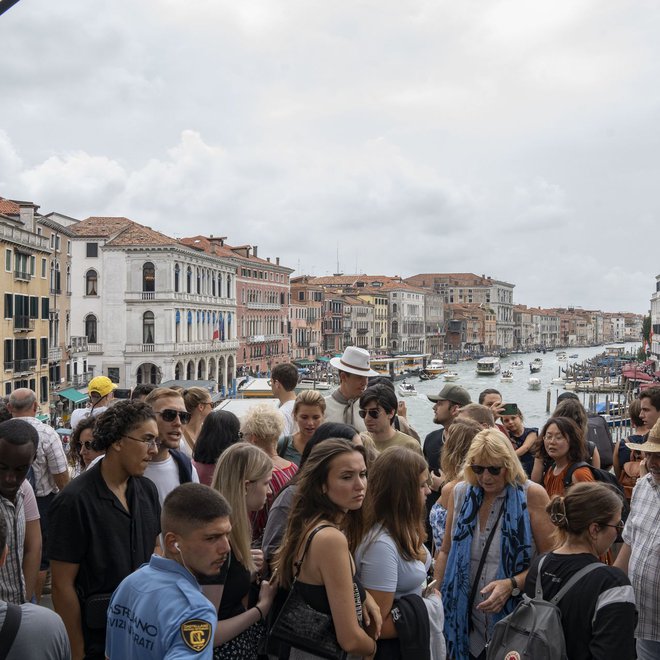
top-left (642, 315), bottom-right (652, 345)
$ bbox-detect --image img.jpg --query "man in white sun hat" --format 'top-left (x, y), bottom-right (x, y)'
top-left (325, 346), bottom-right (378, 432)
top-left (615, 417), bottom-right (660, 660)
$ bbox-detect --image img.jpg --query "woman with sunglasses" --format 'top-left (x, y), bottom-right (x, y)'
top-left (437, 429), bottom-right (554, 660)
top-left (276, 390), bottom-right (326, 466)
top-left (523, 482), bottom-right (636, 659)
top-left (180, 386), bottom-right (215, 457)
top-left (68, 415), bottom-right (104, 477)
top-left (207, 443), bottom-right (278, 659)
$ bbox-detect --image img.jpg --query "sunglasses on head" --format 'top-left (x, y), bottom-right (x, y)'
top-left (358, 408), bottom-right (381, 419)
top-left (471, 465), bottom-right (503, 476)
top-left (156, 409), bottom-right (192, 424)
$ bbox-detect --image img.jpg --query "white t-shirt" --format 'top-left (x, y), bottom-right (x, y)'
top-left (278, 399), bottom-right (296, 436)
top-left (70, 405), bottom-right (109, 431)
top-left (144, 455), bottom-right (200, 505)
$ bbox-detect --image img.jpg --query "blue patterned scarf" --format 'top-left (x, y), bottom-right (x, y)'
top-left (442, 483), bottom-right (532, 660)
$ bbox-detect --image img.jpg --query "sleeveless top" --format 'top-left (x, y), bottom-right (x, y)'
top-left (509, 427), bottom-right (538, 477)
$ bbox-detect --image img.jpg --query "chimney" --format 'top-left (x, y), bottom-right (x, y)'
top-left (266, 257), bottom-right (270, 262)
top-left (19, 204), bottom-right (35, 232)
top-left (276, 257), bottom-right (280, 265)
top-left (253, 245), bottom-right (258, 258)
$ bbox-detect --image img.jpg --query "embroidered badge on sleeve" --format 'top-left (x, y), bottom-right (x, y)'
top-left (180, 619), bottom-right (212, 652)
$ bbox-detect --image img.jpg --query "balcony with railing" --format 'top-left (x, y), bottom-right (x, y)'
top-left (87, 343), bottom-right (103, 354)
top-left (72, 371), bottom-right (94, 388)
top-left (68, 336), bottom-right (89, 353)
top-left (49, 346), bottom-right (63, 362)
top-left (13, 316), bottom-right (35, 332)
top-left (124, 290), bottom-right (236, 305)
top-left (11, 359), bottom-right (37, 373)
top-left (246, 301), bottom-right (281, 310)
top-left (124, 339), bottom-right (239, 355)
top-left (14, 270), bottom-right (32, 282)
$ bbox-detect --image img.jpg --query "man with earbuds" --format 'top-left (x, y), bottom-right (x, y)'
top-left (106, 484), bottom-right (231, 658)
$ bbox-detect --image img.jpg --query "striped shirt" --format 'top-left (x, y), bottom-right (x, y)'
top-left (0, 481), bottom-right (40, 604)
top-left (622, 473), bottom-right (660, 641)
top-left (251, 462), bottom-right (298, 544)
top-left (19, 417), bottom-right (68, 497)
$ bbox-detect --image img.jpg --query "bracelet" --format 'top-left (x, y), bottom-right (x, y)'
top-left (254, 605), bottom-right (264, 621)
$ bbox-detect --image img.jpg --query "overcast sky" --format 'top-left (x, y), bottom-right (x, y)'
top-left (1, 0), bottom-right (658, 313)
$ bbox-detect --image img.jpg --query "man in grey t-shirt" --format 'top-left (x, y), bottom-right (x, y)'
top-left (0, 512), bottom-right (70, 659)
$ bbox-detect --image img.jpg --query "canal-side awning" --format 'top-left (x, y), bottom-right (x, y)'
top-left (57, 387), bottom-right (89, 404)
top-left (293, 360), bottom-right (315, 367)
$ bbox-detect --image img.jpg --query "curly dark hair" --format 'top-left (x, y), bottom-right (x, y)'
top-left (69, 415), bottom-right (98, 470)
top-left (93, 400), bottom-right (156, 451)
top-left (539, 416), bottom-right (587, 465)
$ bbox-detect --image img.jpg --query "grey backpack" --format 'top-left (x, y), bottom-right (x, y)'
top-left (486, 556), bottom-right (603, 660)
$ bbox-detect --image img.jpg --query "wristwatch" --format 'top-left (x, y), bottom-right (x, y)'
top-left (509, 576), bottom-right (521, 597)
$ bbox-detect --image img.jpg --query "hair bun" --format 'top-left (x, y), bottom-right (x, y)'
top-left (548, 496), bottom-right (569, 528)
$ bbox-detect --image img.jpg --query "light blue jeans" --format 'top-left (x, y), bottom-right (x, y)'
top-left (636, 638), bottom-right (660, 660)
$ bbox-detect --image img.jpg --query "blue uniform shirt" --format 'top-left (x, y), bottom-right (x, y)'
top-left (106, 554), bottom-right (216, 659)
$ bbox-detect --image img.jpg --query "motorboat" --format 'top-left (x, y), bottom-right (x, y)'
top-left (419, 371), bottom-right (437, 381)
top-left (569, 353), bottom-right (579, 359)
top-left (425, 359), bottom-right (446, 375)
top-left (557, 351), bottom-right (568, 361)
top-left (476, 356), bottom-right (501, 375)
top-left (398, 380), bottom-right (417, 397)
top-left (500, 370), bottom-right (514, 383)
top-left (530, 358), bottom-right (543, 373)
top-left (443, 372), bottom-right (460, 382)
top-left (551, 377), bottom-right (566, 385)
top-left (528, 377), bottom-right (542, 391)
top-left (511, 360), bottom-right (525, 369)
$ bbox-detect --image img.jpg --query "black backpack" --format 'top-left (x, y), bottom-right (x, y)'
top-left (487, 556), bottom-right (604, 660)
top-left (563, 462), bottom-right (625, 500)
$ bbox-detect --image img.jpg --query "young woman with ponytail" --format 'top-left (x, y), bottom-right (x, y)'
top-left (524, 482), bottom-right (637, 660)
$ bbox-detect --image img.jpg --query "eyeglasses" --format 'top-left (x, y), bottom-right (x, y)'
top-left (471, 465), bottom-right (504, 476)
top-left (201, 401), bottom-right (213, 408)
top-left (359, 408), bottom-right (381, 419)
top-left (124, 434), bottom-right (159, 449)
top-left (544, 434), bottom-right (565, 442)
top-left (155, 409), bottom-right (192, 424)
top-left (603, 520), bottom-right (625, 534)
top-left (81, 441), bottom-right (95, 451)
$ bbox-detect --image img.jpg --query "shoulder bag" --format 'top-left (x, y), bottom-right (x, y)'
top-left (268, 524), bottom-right (347, 660)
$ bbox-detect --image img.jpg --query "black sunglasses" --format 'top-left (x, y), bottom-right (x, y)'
top-left (358, 408), bottom-right (381, 419)
top-left (81, 441), bottom-right (94, 451)
top-left (156, 409), bottom-right (192, 424)
top-left (471, 465), bottom-right (503, 476)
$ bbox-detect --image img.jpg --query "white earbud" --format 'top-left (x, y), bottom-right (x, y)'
top-left (174, 542), bottom-right (181, 552)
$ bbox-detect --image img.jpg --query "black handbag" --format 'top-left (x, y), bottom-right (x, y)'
top-left (268, 524), bottom-right (347, 660)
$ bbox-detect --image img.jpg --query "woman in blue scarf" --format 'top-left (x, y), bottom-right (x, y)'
top-left (436, 429), bottom-right (555, 660)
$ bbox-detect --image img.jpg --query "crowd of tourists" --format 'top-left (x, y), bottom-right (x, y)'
top-left (0, 347), bottom-right (658, 659)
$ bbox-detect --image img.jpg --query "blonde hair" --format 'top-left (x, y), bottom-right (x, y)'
top-left (182, 386), bottom-right (211, 413)
top-left (464, 428), bottom-right (527, 487)
top-left (293, 389), bottom-right (327, 417)
top-left (211, 443), bottom-right (272, 572)
top-left (241, 404), bottom-right (284, 450)
top-left (144, 387), bottom-right (184, 407)
top-left (441, 418), bottom-right (483, 482)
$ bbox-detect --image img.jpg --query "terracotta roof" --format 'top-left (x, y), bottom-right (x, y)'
top-left (405, 273), bottom-right (494, 287)
top-left (180, 235), bottom-right (293, 271)
top-left (70, 217), bottom-right (134, 238)
top-left (0, 197), bottom-right (21, 214)
top-left (309, 275), bottom-right (393, 286)
top-left (342, 295), bottom-right (372, 306)
top-left (106, 223), bottom-right (177, 247)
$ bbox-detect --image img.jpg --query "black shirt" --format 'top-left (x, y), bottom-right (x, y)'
top-left (47, 460), bottom-right (161, 658)
top-left (423, 429), bottom-right (444, 549)
top-left (217, 549), bottom-right (251, 620)
top-left (524, 552), bottom-right (637, 660)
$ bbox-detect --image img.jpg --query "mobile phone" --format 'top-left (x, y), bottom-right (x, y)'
top-left (501, 403), bottom-right (519, 416)
top-left (423, 579), bottom-right (438, 597)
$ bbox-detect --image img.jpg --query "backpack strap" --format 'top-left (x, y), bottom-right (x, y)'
top-left (168, 448), bottom-right (194, 484)
top-left (563, 462), bottom-right (591, 488)
top-left (549, 562), bottom-right (604, 605)
top-left (0, 603), bottom-right (22, 660)
top-left (293, 524), bottom-right (336, 579)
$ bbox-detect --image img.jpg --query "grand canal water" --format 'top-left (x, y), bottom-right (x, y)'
top-left (401, 344), bottom-right (641, 439)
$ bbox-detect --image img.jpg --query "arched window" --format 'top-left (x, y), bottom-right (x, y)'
top-left (212, 272), bottom-right (216, 296)
top-left (392, 321), bottom-right (398, 335)
top-left (226, 275), bottom-right (232, 298)
top-left (196, 268), bottom-right (201, 294)
top-left (142, 262), bottom-right (155, 292)
top-left (85, 314), bottom-right (97, 343)
top-left (217, 273), bottom-right (222, 297)
top-left (174, 264), bottom-right (180, 292)
top-left (66, 265), bottom-right (71, 294)
top-left (143, 311), bottom-right (155, 344)
top-left (186, 266), bottom-right (192, 293)
top-left (85, 269), bottom-right (98, 296)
